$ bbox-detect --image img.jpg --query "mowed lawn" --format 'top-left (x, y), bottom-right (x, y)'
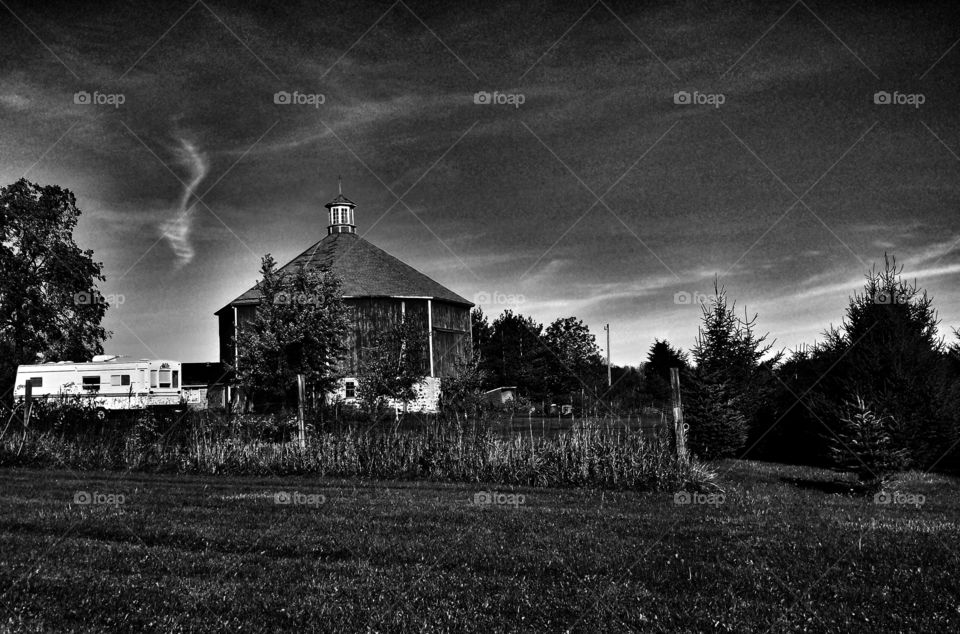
top-left (1, 462), bottom-right (958, 633)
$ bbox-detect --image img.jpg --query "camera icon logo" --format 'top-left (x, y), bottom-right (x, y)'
top-left (473, 491), bottom-right (492, 505)
top-left (73, 291), bottom-right (92, 305)
top-left (473, 91), bottom-right (491, 105)
top-left (273, 91), bottom-right (291, 105)
top-left (873, 91), bottom-right (891, 105)
top-left (674, 291), bottom-right (692, 305)
top-left (273, 292), bottom-right (291, 305)
top-left (73, 91), bottom-right (91, 105)
top-left (274, 491), bottom-right (292, 504)
top-left (673, 91), bottom-right (691, 105)
top-left (473, 291), bottom-right (491, 304)
top-left (673, 491), bottom-right (691, 505)
top-left (74, 491), bottom-right (92, 505)
top-left (873, 491), bottom-right (891, 505)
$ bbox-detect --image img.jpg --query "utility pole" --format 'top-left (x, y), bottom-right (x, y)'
top-left (603, 323), bottom-right (612, 387)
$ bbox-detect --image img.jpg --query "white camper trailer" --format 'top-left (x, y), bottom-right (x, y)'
top-left (13, 356), bottom-right (184, 413)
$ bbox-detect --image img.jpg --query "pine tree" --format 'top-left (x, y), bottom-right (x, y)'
top-left (829, 396), bottom-right (908, 489)
top-left (687, 279), bottom-right (780, 459)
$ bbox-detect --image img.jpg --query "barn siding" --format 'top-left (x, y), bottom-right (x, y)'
top-left (217, 311), bottom-right (234, 367)
top-left (222, 297), bottom-right (471, 381)
top-left (431, 300), bottom-right (471, 378)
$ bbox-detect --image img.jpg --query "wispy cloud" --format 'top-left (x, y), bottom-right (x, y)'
top-left (161, 138), bottom-right (208, 267)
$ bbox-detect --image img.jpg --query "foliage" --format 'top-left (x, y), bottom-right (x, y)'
top-left (828, 395), bottom-right (908, 488)
top-left (641, 339), bottom-right (689, 404)
top-left (686, 279), bottom-right (781, 459)
top-left (0, 179), bottom-right (110, 393)
top-left (470, 308), bottom-right (493, 357)
top-left (477, 310), bottom-right (549, 397)
top-left (601, 365), bottom-right (645, 416)
top-left (234, 255), bottom-right (350, 407)
top-left (439, 352), bottom-right (488, 423)
top-left (772, 256), bottom-right (959, 470)
top-left (1, 410), bottom-right (709, 493)
top-left (356, 318), bottom-right (428, 417)
top-left (685, 380), bottom-right (749, 460)
top-left (541, 316), bottom-right (604, 397)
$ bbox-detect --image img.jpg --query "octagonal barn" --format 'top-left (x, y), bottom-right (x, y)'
top-left (215, 183), bottom-right (473, 411)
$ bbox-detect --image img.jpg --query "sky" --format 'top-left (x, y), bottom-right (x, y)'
top-left (1, 0), bottom-right (958, 365)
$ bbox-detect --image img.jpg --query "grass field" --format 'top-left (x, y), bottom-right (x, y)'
top-left (1, 461), bottom-right (958, 632)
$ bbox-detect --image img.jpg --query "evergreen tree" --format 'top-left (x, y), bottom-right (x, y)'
top-left (642, 339), bottom-right (689, 404)
top-left (828, 395), bottom-right (908, 489)
top-left (819, 255), bottom-right (955, 467)
top-left (686, 279), bottom-right (780, 459)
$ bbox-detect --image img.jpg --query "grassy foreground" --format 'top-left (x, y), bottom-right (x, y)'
top-left (1, 461), bottom-right (958, 632)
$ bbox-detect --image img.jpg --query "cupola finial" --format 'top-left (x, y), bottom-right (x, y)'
top-left (324, 177), bottom-right (356, 235)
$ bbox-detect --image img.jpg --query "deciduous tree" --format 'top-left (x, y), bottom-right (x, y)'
top-left (0, 179), bottom-right (110, 393)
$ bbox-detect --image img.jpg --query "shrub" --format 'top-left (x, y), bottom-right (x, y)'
top-left (685, 380), bottom-right (749, 460)
top-left (828, 396), bottom-right (908, 489)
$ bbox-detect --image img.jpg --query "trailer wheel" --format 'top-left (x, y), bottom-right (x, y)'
top-left (94, 407), bottom-right (107, 421)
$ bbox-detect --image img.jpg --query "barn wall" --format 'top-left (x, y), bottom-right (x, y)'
top-left (217, 311), bottom-right (234, 367)
top-left (431, 301), bottom-right (471, 378)
top-left (223, 297), bottom-right (471, 380)
top-left (220, 305), bottom-right (260, 369)
top-left (341, 297), bottom-right (430, 375)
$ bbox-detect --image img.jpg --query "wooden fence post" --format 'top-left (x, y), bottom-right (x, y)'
top-left (670, 367), bottom-right (688, 463)
top-left (296, 374), bottom-right (306, 449)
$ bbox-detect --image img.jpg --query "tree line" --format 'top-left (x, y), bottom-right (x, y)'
top-left (3, 179), bottom-right (959, 479)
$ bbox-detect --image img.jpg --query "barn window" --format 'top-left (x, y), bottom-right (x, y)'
top-left (345, 381), bottom-right (356, 398)
top-left (158, 370), bottom-right (172, 388)
top-left (28, 377), bottom-right (42, 388)
top-left (110, 375), bottom-right (130, 387)
top-left (150, 370), bottom-right (158, 388)
top-left (172, 371), bottom-right (179, 389)
top-left (82, 376), bottom-right (101, 391)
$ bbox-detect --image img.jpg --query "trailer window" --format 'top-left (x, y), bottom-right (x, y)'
top-left (345, 381), bottom-right (356, 398)
top-left (159, 370), bottom-right (172, 388)
top-left (150, 370), bottom-right (158, 388)
top-left (28, 377), bottom-right (42, 388)
top-left (172, 371), bottom-right (179, 389)
top-left (82, 376), bottom-right (101, 391)
top-left (110, 375), bottom-right (130, 387)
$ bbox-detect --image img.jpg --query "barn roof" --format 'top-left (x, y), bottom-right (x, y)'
top-left (218, 232), bottom-right (472, 313)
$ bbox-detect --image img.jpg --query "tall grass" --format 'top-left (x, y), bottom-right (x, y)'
top-left (0, 409), bottom-right (715, 491)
